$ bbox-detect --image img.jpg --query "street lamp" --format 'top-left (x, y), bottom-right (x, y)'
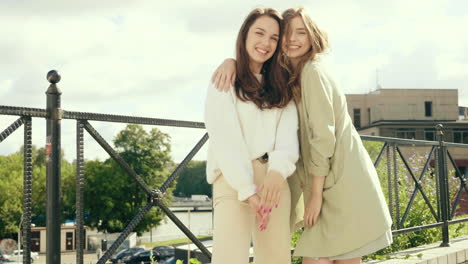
top-left (187, 209), bottom-right (191, 261)
top-left (18, 214), bottom-right (23, 263)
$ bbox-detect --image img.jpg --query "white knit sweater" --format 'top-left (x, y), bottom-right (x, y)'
top-left (204, 81), bottom-right (299, 201)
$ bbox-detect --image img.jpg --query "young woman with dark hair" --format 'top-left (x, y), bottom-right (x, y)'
top-left (204, 8), bottom-right (299, 264)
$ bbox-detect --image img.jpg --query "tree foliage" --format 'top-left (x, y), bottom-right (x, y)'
top-left (0, 153), bottom-right (23, 236)
top-left (173, 161), bottom-right (211, 198)
top-left (83, 124), bottom-right (174, 235)
top-left (0, 124), bottom-right (175, 237)
top-left (0, 146), bottom-right (75, 237)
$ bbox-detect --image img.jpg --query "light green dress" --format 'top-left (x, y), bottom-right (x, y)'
top-left (288, 58), bottom-right (393, 259)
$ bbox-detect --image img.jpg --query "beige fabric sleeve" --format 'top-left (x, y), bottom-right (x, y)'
top-left (301, 63), bottom-right (336, 177)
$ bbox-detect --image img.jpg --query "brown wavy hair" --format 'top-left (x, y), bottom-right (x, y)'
top-left (234, 8), bottom-right (292, 109)
top-left (280, 8), bottom-right (329, 101)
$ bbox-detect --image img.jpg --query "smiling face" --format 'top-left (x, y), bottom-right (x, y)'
top-left (245, 15), bottom-right (280, 73)
top-left (281, 15), bottom-right (312, 66)
top-left (232, 8), bottom-right (288, 109)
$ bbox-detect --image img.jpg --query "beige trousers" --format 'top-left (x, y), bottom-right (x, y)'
top-left (212, 160), bottom-right (291, 264)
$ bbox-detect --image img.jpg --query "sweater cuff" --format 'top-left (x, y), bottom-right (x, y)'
top-left (267, 152), bottom-right (297, 180)
top-left (267, 163), bottom-right (291, 180)
top-left (237, 184), bottom-right (257, 201)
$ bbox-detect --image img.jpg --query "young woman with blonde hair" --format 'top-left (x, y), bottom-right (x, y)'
top-left (211, 7), bottom-right (392, 264)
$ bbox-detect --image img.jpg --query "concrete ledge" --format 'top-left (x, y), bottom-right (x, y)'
top-left (365, 235), bottom-right (468, 264)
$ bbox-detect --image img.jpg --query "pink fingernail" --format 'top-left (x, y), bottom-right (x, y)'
top-left (260, 206), bottom-right (263, 211)
top-left (269, 209), bottom-right (272, 213)
top-left (275, 204), bottom-right (278, 208)
top-left (263, 209), bottom-right (267, 213)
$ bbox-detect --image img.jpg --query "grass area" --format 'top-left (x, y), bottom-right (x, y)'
top-left (141, 236), bottom-right (212, 248)
top-left (450, 214), bottom-right (468, 238)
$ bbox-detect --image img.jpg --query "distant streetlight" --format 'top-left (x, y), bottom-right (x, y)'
top-left (17, 214), bottom-right (23, 263)
top-left (187, 209), bottom-right (191, 261)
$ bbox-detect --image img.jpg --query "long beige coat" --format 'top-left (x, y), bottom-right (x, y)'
top-left (288, 58), bottom-right (392, 257)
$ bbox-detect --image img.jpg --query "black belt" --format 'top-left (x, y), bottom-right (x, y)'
top-left (257, 153), bottom-right (269, 164)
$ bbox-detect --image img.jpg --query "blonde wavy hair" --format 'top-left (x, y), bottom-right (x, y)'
top-left (280, 8), bottom-right (329, 101)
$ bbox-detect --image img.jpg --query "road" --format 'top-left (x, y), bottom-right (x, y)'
top-left (34, 251), bottom-right (106, 264)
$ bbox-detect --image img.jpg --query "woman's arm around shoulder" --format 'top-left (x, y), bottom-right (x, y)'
top-left (211, 58), bottom-right (237, 92)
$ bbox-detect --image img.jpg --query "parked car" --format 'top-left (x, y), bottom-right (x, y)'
top-left (159, 256), bottom-right (176, 264)
top-left (152, 246), bottom-right (175, 258)
top-left (124, 250), bottom-right (161, 264)
top-left (110, 247), bottom-right (144, 263)
top-left (3, 250), bottom-right (38, 263)
top-left (0, 260), bottom-right (22, 264)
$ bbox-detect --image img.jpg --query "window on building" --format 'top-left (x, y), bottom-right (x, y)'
top-left (453, 129), bottom-right (468, 144)
top-left (353, 108), bottom-right (361, 128)
top-left (459, 107), bottom-right (465, 116)
top-left (424, 129), bottom-right (435, 141)
top-left (396, 128), bottom-right (416, 139)
top-left (425, 101), bottom-right (432, 117)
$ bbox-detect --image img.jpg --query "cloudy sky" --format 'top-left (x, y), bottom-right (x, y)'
top-left (0, 0), bottom-right (467, 163)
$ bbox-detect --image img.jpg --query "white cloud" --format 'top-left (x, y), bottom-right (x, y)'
top-left (322, 0), bottom-right (468, 105)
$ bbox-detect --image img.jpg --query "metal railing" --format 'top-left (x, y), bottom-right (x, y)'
top-left (362, 128), bottom-right (468, 246)
top-left (1, 71), bottom-right (210, 264)
top-left (0, 70), bottom-right (467, 263)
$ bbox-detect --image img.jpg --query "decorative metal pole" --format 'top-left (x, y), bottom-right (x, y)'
top-left (46, 70), bottom-right (62, 263)
top-left (76, 120), bottom-right (85, 264)
top-left (23, 116), bottom-right (33, 264)
top-left (436, 124), bottom-right (450, 246)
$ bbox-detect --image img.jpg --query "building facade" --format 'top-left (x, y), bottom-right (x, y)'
top-left (346, 88), bottom-right (468, 173)
top-left (30, 225), bottom-right (88, 253)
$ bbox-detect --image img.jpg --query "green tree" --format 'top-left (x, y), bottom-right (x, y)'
top-left (61, 156), bottom-right (78, 223)
top-left (174, 161), bottom-right (211, 198)
top-left (84, 124), bottom-right (174, 235)
top-left (22, 146), bottom-right (76, 227)
top-left (0, 146), bottom-right (76, 236)
top-left (0, 152), bottom-right (23, 237)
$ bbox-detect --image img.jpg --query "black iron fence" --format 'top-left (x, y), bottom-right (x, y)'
top-left (362, 131), bottom-right (468, 245)
top-left (1, 71), bottom-right (209, 264)
top-left (0, 70), bottom-right (467, 264)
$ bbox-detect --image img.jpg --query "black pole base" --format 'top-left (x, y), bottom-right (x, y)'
top-left (439, 242), bottom-right (450, 247)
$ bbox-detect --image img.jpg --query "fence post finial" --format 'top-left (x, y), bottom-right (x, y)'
top-left (47, 70), bottom-right (61, 84)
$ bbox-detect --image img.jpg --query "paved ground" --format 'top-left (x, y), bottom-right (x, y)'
top-left (29, 235), bottom-right (468, 264)
top-left (365, 235), bottom-right (468, 264)
top-left (35, 251), bottom-right (104, 264)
